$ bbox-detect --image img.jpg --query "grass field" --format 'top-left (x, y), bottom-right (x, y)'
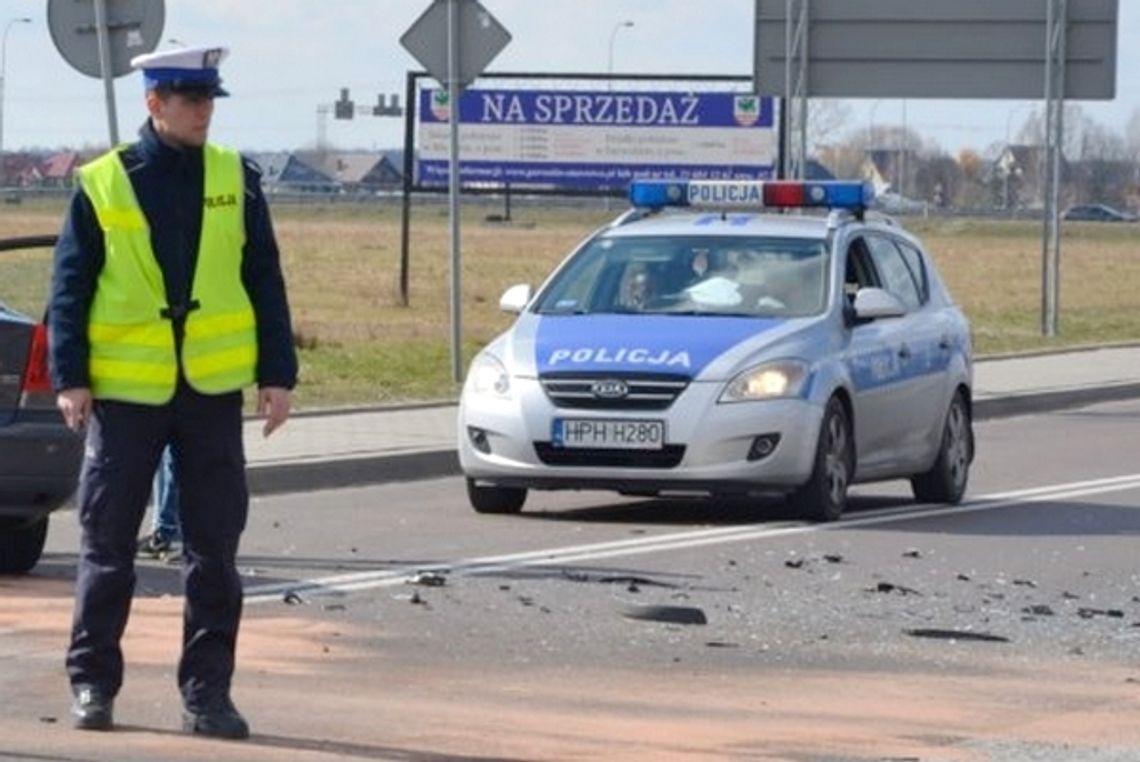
top-left (3, 197), bottom-right (1139, 409)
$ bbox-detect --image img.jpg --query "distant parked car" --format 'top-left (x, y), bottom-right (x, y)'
top-left (0, 235), bottom-right (83, 575)
top-left (1063, 204), bottom-right (1137, 222)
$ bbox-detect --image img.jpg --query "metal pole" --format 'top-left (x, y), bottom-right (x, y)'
top-left (605, 21), bottom-right (632, 207)
top-left (900, 99), bottom-right (907, 200)
top-left (1, 17), bottom-right (32, 183)
top-left (1041, 0), bottom-right (1066, 337)
top-left (447, 0), bottom-right (463, 383)
top-left (399, 71), bottom-right (417, 307)
top-left (93, 0), bottom-right (119, 145)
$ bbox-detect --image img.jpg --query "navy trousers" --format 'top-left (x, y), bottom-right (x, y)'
top-left (66, 383), bottom-right (247, 711)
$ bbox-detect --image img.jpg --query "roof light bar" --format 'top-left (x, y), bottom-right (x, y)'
top-left (628, 179), bottom-right (873, 212)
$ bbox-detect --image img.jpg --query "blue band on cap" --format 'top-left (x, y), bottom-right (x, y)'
top-left (144, 67), bottom-right (220, 88)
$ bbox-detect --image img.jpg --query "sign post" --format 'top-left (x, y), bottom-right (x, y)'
top-left (401, 0), bottom-right (511, 383)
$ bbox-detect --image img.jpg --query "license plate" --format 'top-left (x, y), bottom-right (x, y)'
top-left (552, 418), bottom-right (665, 450)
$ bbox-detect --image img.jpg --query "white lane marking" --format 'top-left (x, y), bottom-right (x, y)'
top-left (243, 473), bottom-right (1140, 605)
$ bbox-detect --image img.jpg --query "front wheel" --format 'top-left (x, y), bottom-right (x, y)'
top-left (0, 516), bottom-right (49, 575)
top-left (911, 391), bottom-right (973, 504)
top-left (466, 478), bottom-right (527, 514)
top-left (787, 397), bottom-right (852, 522)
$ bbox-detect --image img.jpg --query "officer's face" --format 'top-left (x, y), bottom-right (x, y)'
top-left (148, 90), bottom-right (215, 149)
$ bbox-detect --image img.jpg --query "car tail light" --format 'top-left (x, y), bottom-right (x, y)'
top-left (21, 323), bottom-right (52, 396)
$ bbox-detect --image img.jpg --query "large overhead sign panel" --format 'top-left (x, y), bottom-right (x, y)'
top-left (753, 0), bottom-right (1118, 99)
top-left (417, 89), bottom-right (777, 190)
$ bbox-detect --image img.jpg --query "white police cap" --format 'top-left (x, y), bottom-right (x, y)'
top-left (129, 45), bottom-right (230, 97)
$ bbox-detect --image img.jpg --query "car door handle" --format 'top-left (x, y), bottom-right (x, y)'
top-left (898, 345), bottom-right (911, 361)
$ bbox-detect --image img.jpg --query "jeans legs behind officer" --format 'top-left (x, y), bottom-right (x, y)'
top-left (138, 445), bottom-right (181, 558)
top-left (67, 383), bottom-right (248, 736)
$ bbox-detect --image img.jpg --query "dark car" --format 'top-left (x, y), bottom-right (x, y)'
top-left (1063, 203), bottom-right (1137, 222)
top-left (0, 235), bottom-right (83, 574)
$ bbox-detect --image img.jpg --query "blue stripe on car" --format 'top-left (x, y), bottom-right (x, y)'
top-left (535, 314), bottom-right (784, 377)
top-left (845, 341), bottom-right (954, 391)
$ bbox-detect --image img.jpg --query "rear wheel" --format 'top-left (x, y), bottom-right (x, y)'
top-left (0, 516), bottom-right (49, 575)
top-left (466, 479), bottom-right (527, 514)
top-left (787, 397), bottom-right (852, 522)
top-left (911, 391), bottom-right (972, 504)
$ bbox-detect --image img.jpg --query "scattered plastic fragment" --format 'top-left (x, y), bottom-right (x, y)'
top-left (868, 581), bottom-right (922, 596)
top-left (623, 604), bottom-right (708, 626)
top-left (1022, 604), bottom-right (1055, 617)
top-left (905, 628), bottom-right (1010, 643)
top-left (408, 571), bottom-right (447, 587)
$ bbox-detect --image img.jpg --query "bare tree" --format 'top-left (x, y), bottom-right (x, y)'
top-left (807, 99), bottom-right (852, 155)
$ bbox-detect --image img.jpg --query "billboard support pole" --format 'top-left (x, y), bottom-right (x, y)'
top-left (399, 70), bottom-right (418, 308)
top-left (446, 0), bottom-right (463, 384)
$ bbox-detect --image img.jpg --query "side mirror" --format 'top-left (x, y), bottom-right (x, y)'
top-left (499, 283), bottom-right (533, 314)
top-left (852, 287), bottom-right (907, 322)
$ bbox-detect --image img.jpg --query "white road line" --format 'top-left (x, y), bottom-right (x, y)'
top-left (243, 473), bottom-right (1140, 605)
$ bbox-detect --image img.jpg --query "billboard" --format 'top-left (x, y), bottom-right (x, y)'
top-left (416, 88), bottom-right (777, 190)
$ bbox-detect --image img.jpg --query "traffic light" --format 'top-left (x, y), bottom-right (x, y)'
top-left (334, 88), bottom-right (354, 120)
top-left (374, 94), bottom-right (403, 117)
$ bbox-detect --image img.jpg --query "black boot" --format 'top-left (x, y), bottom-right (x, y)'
top-left (71, 684), bottom-right (114, 731)
top-left (182, 696), bottom-right (249, 740)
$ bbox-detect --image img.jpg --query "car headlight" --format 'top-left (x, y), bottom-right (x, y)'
top-left (720, 360), bottom-right (809, 403)
top-left (469, 353), bottom-right (511, 399)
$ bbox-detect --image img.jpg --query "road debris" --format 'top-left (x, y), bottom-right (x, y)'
top-left (1022, 604), bottom-right (1056, 617)
top-left (597, 574), bottom-right (678, 589)
top-left (1077, 607), bottom-right (1124, 619)
top-left (408, 571), bottom-right (448, 587)
top-left (868, 581), bottom-right (923, 596)
top-left (905, 628), bottom-right (1010, 643)
top-left (622, 604), bottom-right (708, 626)
top-left (282, 590), bottom-right (304, 605)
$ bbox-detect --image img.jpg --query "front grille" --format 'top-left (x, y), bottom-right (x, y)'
top-left (540, 372), bottom-right (689, 411)
top-left (533, 443), bottom-right (686, 468)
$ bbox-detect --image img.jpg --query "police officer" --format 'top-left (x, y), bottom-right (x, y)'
top-left (48, 45), bottom-right (297, 740)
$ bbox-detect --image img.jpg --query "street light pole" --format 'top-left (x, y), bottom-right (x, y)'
top-left (605, 20), bottom-right (633, 206)
top-left (1, 16), bottom-right (32, 183)
top-left (607, 20), bottom-right (634, 89)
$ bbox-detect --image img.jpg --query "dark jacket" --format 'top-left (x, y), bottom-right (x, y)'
top-left (49, 120), bottom-right (298, 392)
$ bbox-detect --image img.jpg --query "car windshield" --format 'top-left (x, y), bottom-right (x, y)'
top-left (534, 235), bottom-right (830, 317)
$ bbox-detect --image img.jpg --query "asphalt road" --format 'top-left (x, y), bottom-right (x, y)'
top-left (2, 399), bottom-right (1139, 761)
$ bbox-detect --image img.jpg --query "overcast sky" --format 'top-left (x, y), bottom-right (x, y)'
top-left (2, 0), bottom-right (1136, 155)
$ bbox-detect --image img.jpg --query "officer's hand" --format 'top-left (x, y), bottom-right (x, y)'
top-left (57, 388), bottom-right (93, 432)
top-left (257, 386), bottom-right (292, 438)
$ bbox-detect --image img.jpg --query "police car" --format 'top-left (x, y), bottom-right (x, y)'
top-left (458, 180), bottom-right (974, 521)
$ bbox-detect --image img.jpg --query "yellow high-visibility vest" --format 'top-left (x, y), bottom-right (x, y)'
top-left (79, 144), bottom-right (257, 404)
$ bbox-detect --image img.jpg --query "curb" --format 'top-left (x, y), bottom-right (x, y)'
top-left (245, 384), bottom-right (1140, 497)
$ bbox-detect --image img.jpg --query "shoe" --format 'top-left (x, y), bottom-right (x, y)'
top-left (71, 685), bottom-right (113, 731)
top-left (137, 531), bottom-right (173, 558)
top-left (182, 696), bottom-right (250, 740)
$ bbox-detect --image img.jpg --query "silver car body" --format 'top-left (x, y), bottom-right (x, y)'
top-left (459, 195), bottom-right (972, 504)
